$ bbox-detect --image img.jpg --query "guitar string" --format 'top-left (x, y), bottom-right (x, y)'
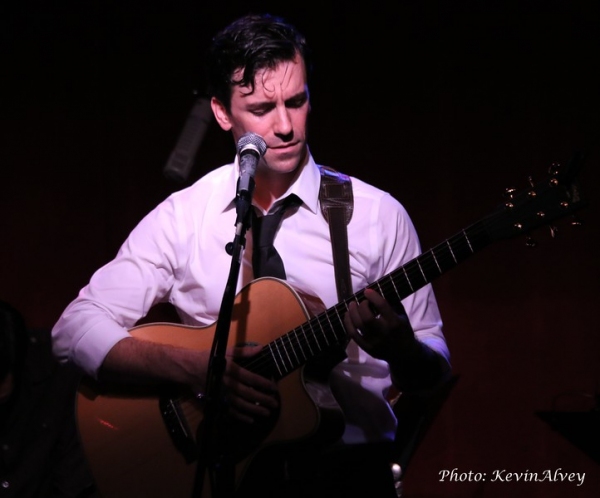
top-left (238, 222), bottom-right (488, 379)
top-left (190, 181), bottom-right (569, 388)
top-left (216, 178), bottom-right (570, 377)
top-left (173, 187), bottom-right (569, 416)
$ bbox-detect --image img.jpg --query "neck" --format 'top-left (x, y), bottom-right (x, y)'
top-left (253, 166), bottom-right (304, 211)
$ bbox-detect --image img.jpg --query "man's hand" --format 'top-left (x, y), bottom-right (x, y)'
top-left (344, 288), bottom-right (418, 363)
top-left (217, 344), bottom-right (279, 424)
top-left (101, 337), bottom-right (279, 424)
top-left (343, 289), bottom-right (449, 392)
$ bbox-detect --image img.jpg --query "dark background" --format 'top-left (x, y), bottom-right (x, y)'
top-left (2, 1), bottom-right (599, 496)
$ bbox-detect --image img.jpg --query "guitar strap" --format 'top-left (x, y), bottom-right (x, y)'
top-left (318, 165), bottom-right (354, 301)
top-left (318, 166), bottom-right (435, 487)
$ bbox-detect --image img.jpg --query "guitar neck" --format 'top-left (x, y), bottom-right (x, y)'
top-left (241, 153), bottom-right (587, 380)
top-left (242, 218), bottom-right (492, 381)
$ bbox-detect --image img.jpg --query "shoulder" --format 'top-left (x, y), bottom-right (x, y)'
top-left (313, 162), bottom-right (412, 225)
top-left (123, 163), bottom-right (236, 245)
top-left (317, 164), bottom-right (401, 205)
top-left (348, 175), bottom-right (411, 219)
top-left (148, 163), bottom-right (237, 217)
top-left (169, 163), bottom-right (236, 202)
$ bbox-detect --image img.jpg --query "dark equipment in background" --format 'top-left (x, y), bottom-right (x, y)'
top-left (163, 97), bottom-right (213, 183)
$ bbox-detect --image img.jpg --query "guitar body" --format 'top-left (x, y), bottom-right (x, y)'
top-left (76, 278), bottom-right (344, 498)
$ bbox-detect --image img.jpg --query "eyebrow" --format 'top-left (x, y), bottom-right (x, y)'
top-left (244, 89), bottom-right (308, 111)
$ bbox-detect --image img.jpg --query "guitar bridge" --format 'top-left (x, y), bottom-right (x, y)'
top-left (159, 396), bottom-right (198, 464)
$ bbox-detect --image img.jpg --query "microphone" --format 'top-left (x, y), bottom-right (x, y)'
top-left (236, 132), bottom-right (267, 199)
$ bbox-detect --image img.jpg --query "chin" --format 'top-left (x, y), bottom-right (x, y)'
top-left (266, 147), bottom-right (306, 173)
top-left (269, 159), bottom-right (303, 176)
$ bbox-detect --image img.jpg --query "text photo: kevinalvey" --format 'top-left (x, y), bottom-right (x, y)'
top-left (439, 468), bottom-right (585, 486)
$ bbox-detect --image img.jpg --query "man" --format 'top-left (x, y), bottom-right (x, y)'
top-left (1, 300), bottom-right (97, 498)
top-left (52, 13), bottom-right (450, 498)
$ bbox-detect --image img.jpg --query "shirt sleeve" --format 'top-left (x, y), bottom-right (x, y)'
top-left (374, 192), bottom-right (450, 365)
top-left (51, 196), bottom-right (184, 378)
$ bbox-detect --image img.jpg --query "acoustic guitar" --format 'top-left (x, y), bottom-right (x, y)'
top-left (76, 155), bottom-right (587, 497)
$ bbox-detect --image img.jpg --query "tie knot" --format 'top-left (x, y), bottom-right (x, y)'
top-left (254, 195), bottom-right (300, 244)
top-left (251, 195), bottom-right (301, 278)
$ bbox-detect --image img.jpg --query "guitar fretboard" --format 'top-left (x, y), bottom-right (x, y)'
top-left (243, 218), bottom-right (493, 380)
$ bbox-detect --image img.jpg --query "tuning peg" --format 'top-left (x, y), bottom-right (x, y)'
top-left (570, 215), bottom-right (583, 227)
top-left (549, 225), bottom-right (558, 238)
top-left (504, 187), bottom-right (517, 199)
top-left (525, 235), bottom-right (537, 248)
top-left (548, 162), bottom-right (561, 175)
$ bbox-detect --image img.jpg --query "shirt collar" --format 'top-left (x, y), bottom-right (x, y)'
top-left (274, 150), bottom-right (321, 215)
top-left (219, 149), bottom-right (322, 216)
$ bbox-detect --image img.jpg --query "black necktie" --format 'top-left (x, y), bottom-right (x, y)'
top-left (251, 195), bottom-right (300, 279)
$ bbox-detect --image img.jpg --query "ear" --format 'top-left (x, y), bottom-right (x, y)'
top-left (211, 97), bottom-right (232, 131)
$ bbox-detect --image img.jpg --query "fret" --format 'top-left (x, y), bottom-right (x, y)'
top-left (447, 235), bottom-right (473, 263)
top-left (389, 275), bottom-right (401, 302)
top-left (463, 229), bottom-right (474, 253)
top-left (466, 222), bottom-right (491, 253)
top-left (331, 311), bottom-right (347, 343)
top-left (419, 251), bottom-right (442, 281)
top-left (303, 322), bottom-right (323, 354)
top-left (402, 266), bottom-right (414, 293)
top-left (292, 328), bottom-right (308, 362)
top-left (310, 321), bottom-right (325, 352)
top-left (289, 329), bottom-right (302, 365)
top-left (314, 315), bottom-right (331, 347)
top-left (281, 333), bottom-right (301, 372)
top-left (416, 259), bottom-right (427, 282)
top-left (268, 342), bottom-right (284, 377)
top-left (432, 243), bottom-right (458, 274)
top-left (331, 305), bottom-right (346, 333)
top-left (392, 272), bottom-right (413, 301)
top-left (275, 336), bottom-right (292, 374)
top-left (322, 311), bottom-right (337, 343)
top-left (405, 260), bottom-right (428, 290)
top-left (300, 325), bottom-right (315, 357)
top-left (445, 240), bottom-right (458, 263)
top-left (431, 249), bottom-right (442, 274)
top-left (280, 335), bottom-right (295, 370)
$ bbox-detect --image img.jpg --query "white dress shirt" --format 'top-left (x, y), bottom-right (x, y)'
top-left (52, 152), bottom-right (449, 444)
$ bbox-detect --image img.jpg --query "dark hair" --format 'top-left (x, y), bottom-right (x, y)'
top-left (205, 13), bottom-right (312, 110)
top-left (0, 301), bottom-right (28, 381)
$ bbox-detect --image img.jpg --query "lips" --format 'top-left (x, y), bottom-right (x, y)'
top-left (268, 140), bottom-right (305, 155)
top-left (269, 142), bottom-right (299, 150)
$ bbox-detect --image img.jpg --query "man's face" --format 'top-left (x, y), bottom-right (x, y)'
top-left (212, 54), bottom-right (310, 177)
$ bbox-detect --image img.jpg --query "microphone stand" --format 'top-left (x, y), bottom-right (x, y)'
top-left (192, 182), bottom-right (255, 498)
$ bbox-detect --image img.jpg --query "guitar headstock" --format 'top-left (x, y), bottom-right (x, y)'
top-left (485, 152), bottom-right (588, 243)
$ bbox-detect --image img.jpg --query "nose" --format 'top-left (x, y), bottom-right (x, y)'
top-left (273, 106), bottom-right (293, 138)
